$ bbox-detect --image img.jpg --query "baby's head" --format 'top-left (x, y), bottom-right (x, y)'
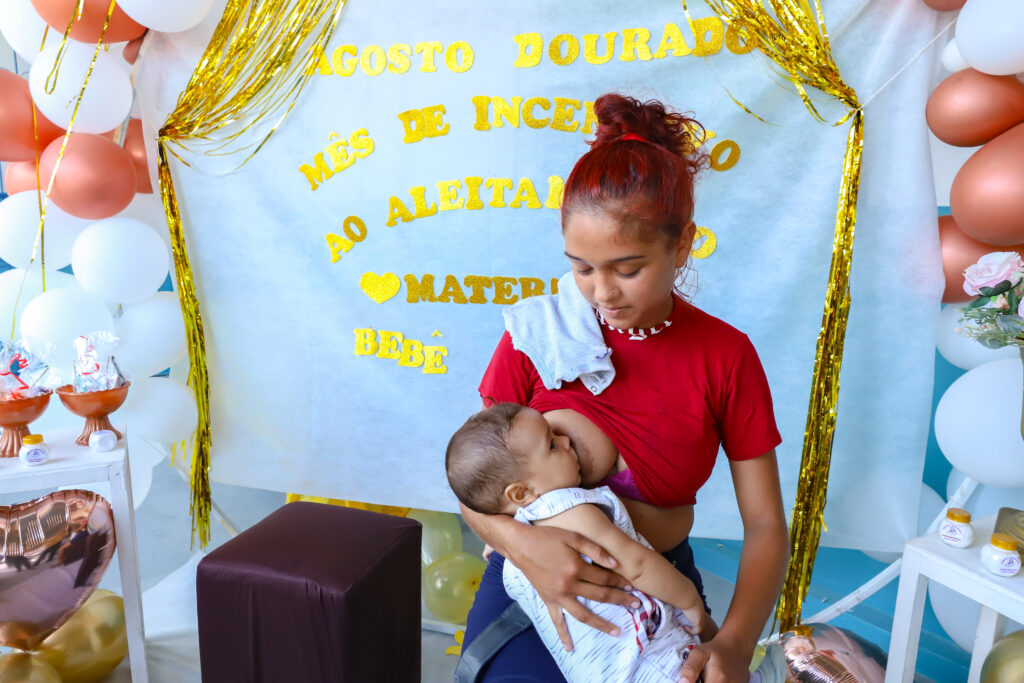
top-left (446, 403), bottom-right (582, 515)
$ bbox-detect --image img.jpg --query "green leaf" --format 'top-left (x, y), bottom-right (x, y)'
top-left (979, 280), bottom-right (1013, 297)
top-left (968, 296), bottom-right (992, 309)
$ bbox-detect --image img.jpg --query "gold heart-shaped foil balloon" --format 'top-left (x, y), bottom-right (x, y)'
top-left (0, 490), bottom-right (116, 650)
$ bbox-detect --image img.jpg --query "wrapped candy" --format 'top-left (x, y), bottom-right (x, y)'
top-left (72, 332), bottom-right (126, 393)
top-left (0, 339), bottom-right (54, 400)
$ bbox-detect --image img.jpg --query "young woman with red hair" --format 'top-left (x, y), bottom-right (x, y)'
top-left (458, 93), bottom-right (789, 683)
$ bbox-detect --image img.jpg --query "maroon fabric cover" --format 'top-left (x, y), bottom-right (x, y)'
top-left (197, 502), bottom-right (421, 682)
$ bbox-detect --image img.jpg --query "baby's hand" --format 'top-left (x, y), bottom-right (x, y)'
top-left (482, 544), bottom-right (494, 561)
top-left (680, 605), bottom-right (706, 638)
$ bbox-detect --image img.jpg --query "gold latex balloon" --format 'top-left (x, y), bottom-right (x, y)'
top-left (779, 623), bottom-right (886, 682)
top-left (406, 509), bottom-right (463, 571)
top-left (0, 490), bottom-right (116, 650)
top-left (926, 69), bottom-right (1024, 147)
top-left (981, 630), bottom-right (1024, 683)
top-left (0, 653), bottom-right (62, 683)
top-left (35, 589), bottom-right (128, 683)
top-left (423, 551), bottom-right (486, 625)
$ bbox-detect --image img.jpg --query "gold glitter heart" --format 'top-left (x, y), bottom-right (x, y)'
top-left (359, 272), bottom-right (400, 304)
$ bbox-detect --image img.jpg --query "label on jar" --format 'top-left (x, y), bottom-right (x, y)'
top-left (939, 521), bottom-right (972, 548)
top-left (997, 555), bottom-right (1022, 576)
top-left (22, 447), bottom-right (47, 465)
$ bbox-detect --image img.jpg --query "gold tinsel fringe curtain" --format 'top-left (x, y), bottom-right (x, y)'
top-left (157, 0), bottom-right (346, 547)
top-left (691, 0), bottom-right (863, 631)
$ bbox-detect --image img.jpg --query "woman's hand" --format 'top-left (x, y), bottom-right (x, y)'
top-left (508, 523), bottom-right (635, 651)
top-left (679, 631), bottom-right (753, 683)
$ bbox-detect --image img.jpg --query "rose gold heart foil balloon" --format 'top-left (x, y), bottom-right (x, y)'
top-left (780, 623), bottom-right (886, 682)
top-left (0, 490), bottom-right (116, 651)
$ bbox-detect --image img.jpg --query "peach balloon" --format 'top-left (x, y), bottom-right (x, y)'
top-left (950, 122), bottom-right (1024, 246)
top-left (122, 33), bottom-right (147, 65)
top-left (0, 71), bottom-right (65, 162)
top-left (31, 0), bottom-right (146, 43)
top-left (39, 134), bottom-right (137, 220)
top-left (939, 214), bottom-right (1024, 303)
top-left (3, 161), bottom-right (42, 195)
top-left (927, 69), bottom-right (1024, 147)
top-left (922, 0), bottom-right (966, 9)
top-left (123, 119), bottom-right (152, 194)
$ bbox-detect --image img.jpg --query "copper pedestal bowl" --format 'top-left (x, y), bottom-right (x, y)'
top-left (56, 382), bottom-right (130, 447)
top-left (0, 391), bottom-right (52, 457)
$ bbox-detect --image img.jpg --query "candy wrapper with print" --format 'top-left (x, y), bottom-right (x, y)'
top-left (72, 333), bottom-right (126, 393)
top-left (0, 339), bottom-right (54, 400)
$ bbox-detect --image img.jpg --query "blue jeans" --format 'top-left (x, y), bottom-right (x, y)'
top-left (461, 537), bottom-right (709, 682)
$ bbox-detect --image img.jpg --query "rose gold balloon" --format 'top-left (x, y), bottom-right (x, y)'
top-left (922, 0), bottom-right (966, 9)
top-left (951, 122), bottom-right (1024, 246)
top-left (31, 0), bottom-right (146, 43)
top-left (927, 69), bottom-right (1024, 147)
top-left (0, 71), bottom-right (65, 162)
top-left (4, 161), bottom-right (43, 195)
top-left (39, 134), bottom-right (136, 220)
top-left (122, 32), bottom-right (147, 65)
top-left (939, 214), bottom-right (1024, 303)
top-left (780, 623), bottom-right (885, 682)
top-left (0, 490), bottom-right (116, 651)
top-left (123, 119), bottom-right (152, 194)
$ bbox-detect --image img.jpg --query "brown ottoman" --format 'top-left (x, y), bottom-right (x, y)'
top-left (197, 502), bottom-right (421, 682)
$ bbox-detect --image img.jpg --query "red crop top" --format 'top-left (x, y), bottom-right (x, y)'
top-left (478, 296), bottom-right (781, 507)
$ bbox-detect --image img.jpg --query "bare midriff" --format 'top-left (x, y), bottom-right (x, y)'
top-left (542, 408), bottom-right (695, 553)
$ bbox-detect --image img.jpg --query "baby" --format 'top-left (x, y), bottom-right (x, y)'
top-left (446, 402), bottom-right (708, 682)
top-left (446, 403), bottom-right (786, 683)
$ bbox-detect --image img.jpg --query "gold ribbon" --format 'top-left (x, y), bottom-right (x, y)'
top-left (687, 0), bottom-right (863, 631)
top-left (157, 0), bottom-right (346, 547)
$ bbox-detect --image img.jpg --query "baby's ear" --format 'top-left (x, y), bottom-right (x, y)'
top-left (503, 481), bottom-right (535, 508)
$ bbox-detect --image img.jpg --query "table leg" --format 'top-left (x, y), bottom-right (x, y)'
top-left (885, 550), bottom-right (928, 683)
top-left (968, 606), bottom-right (1005, 683)
top-left (109, 456), bottom-right (149, 683)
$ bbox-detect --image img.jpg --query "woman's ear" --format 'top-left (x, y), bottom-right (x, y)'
top-left (504, 481), bottom-right (535, 508)
top-left (675, 221), bottom-right (697, 267)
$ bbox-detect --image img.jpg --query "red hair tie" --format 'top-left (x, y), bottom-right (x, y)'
top-left (621, 133), bottom-right (649, 143)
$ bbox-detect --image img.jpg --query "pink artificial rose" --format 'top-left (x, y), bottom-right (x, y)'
top-left (963, 252), bottom-right (1024, 296)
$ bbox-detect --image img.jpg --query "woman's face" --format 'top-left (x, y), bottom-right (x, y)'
top-left (563, 209), bottom-right (693, 330)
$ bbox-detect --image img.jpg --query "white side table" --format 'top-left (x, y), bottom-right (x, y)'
top-left (0, 428), bottom-right (147, 683)
top-left (886, 515), bottom-right (1024, 683)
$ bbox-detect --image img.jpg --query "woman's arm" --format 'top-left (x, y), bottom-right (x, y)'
top-left (536, 503), bottom-right (707, 634)
top-left (460, 502), bottom-right (636, 650)
top-left (679, 450), bottom-right (788, 683)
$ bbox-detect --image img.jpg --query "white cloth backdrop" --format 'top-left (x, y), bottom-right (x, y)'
top-left (134, 0), bottom-right (944, 551)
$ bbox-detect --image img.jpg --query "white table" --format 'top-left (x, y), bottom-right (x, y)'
top-left (886, 515), bottom-right (1024, 683)
top-left (0, 428), bottom-right (147, 683)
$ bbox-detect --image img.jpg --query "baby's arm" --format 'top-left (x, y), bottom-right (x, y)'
top-left (536, 503), bottom-right (706, 634)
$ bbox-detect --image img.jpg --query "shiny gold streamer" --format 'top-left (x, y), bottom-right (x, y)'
top-left (9, 0), bottom-right (117, 340)
top-left (688, 0), bottom-right (863, 631)
top-left (157, 0), bottom-right (346, 547)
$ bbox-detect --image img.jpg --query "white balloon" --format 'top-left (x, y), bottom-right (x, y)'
top-left (117, 0), bottom-right (214, 33)
top-left (113, 377), bottom-right (197, 444)
top-left (0, 267), bottom-right (79, 338)
top-left (71, 217), bottom-right (169, 303)
top-left (116, 292), bottom-right (186, 378)
top-left (863, 484), bottom-right (945, 564)
top-left (935, 304), bottom-right (1020, 369)
top-left (946, 469), bottom-right (1024, 518)
top-left (929, 581), bottom-right (1022, 652)
top-left (117, 194), bottom-right (171, 249)
top-left (956, 0), bottom-right (1024, 76)
top-left (941, 38), bottom-right (970, 73)
top-left (935, 358), bottom-right (1024, 487)
top-left (0, 0), bottom-right (55, 65)
top-left (0, 192), bottom-right (90, 268)
top-left (28, 40), bottom-right (133, 134)
top-left (19, 288), bottom-right (114, 382)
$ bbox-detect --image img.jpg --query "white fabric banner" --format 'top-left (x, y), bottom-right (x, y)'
top-left (134, 0), bottom-right (944, 551)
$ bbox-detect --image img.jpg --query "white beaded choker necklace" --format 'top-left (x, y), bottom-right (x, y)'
top-left (596, 311), bottom-right (673, 341)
